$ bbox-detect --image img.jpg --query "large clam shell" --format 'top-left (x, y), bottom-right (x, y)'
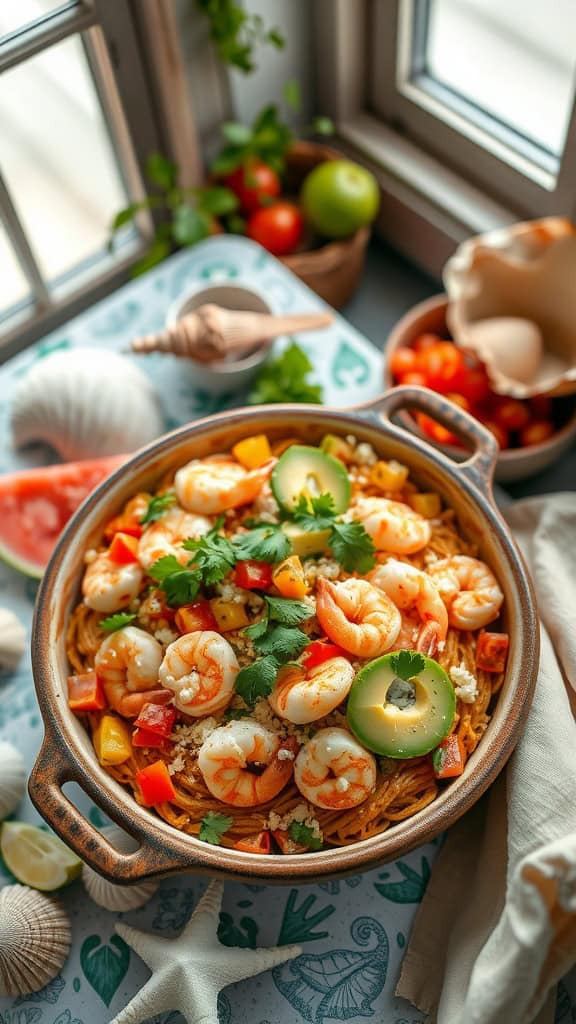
top-left (0, 608), bottom-right (26, 673)
top-left (0, 884), bottom-right (71, 996)
top-left (0, 741), bottom-right (26, 819)
top-left (444, 217), bottom-right (576, 398)
top-left (82, 825), bottom-right (158, 911)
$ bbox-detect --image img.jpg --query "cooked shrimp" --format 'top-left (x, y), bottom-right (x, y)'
top-left (368, 558), bottom-right (448, 656)
top-left (269, 657), bottom-right (355, 725)
top-left (198, 721), bottom-right (299, 807)
top-left (353, 496), bottom-right (431, 554)
top-left (294, 727), bottom-right (376, 810)
top-left (158, 631), bottom-right (238, 716)
top-left (82, 552), bottom-right (143, 613)
top-left (315, 578), bottom-right (401, 658)
top-left (428, 554), bottom-right (503, 630)
top-left (95, 626), bottom-right (167, 717)
top-left (174, 458), bottom-right (275, 515)
top-left (138, 507), bottom-right (212, 570)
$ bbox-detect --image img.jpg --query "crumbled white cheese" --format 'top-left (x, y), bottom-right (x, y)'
top-left (171, 715), bottom-right (219, 750)
top-left (450, 664), bottom-right (479, 704)
top-left (266, 802), bottom-right (323, 841)
top-left (154, 627), bottom-right (178, 646)
top-left (252, 484), bottom-right (280, 523)
top-left (335, 776), bottom-right (350, 792)
top-left (345, 434), bottom-right (357, 447)
top-left (303, 557), bottom-right (340, 584)
top-left (277, 748), bottom-right (295, 761)
top-left (168, 753), bottom-right (186, 775)
top-left (84, 548), bottom-right (98, 564)
top-left (216, 581), bottom-right (246, 604)
top-left (354, 442), bottom-right (377, 466)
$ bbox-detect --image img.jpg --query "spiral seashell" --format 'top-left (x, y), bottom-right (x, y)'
top-left (0, 884), bottom-right (71, 997)
top-left (82, 825), bottom-right (158, 911)
top-left (11, 348), bottom-right (164, 461)
top-left (0, 608), bottom-right (26, 673)
top-left (0, 741), bottom-right (26, 820)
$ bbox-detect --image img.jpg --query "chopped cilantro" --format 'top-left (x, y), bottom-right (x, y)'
top-left (389, 649), bottom-right (426, 680)
top-left (199, 812), bottom-right (233, 846)
top-left (234, 655), bottom-right (279, 706)
top-left (293, 492), bottom-right (337, 531)
top-left (140, 492), bottom-right (176, 525)
top-left (248, 340), bottom-right (323, 405)
top-left (289, 821), bottom-right (323, 851)
top-left (224, 706), bottom-right (252, 721)
top-left (328, 520), bottom-right (376, 574)
top-left (232, 522), bottom-right (291, 563)
top-left (253, 624), bottom-right (309, 661)
top-left (182, 519), bottom-right (237, 584)
top-left (148, 556), bottom-right (202, 607)
top-left (264, 595), bottom-right (312, 625)
top-left (99, 612), bottom-right (137, 632)
top-left (244, 615), bottom-right (270, 641)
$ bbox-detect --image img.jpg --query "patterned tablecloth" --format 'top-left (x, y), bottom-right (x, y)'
top-left (0, 237), bottom-right (568, 1024)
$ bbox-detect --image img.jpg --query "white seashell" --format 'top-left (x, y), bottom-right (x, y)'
top-left (0, 741), bottom-right (26, 819)
top-left (0, 884), bottom-right (71, 997)
top-left (11, 348), bottom-right (165, 461)
top-left (0, 608), bottom-right (26, 673)
top-left (82, 825), bottom-right (158, 911)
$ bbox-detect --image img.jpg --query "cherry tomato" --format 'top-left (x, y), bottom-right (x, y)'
top-left (529, 395), bottom-right (553, 419)
top-left (480, 419), bottom-right (509, 450)
top-left (247, 202), bottom-right (304, 256)
top-left (399, 371), bottom-right (428, 387)
top-left (413, 332), bottom-right (443, 353)
top-left (224, 160), bottom-right (281, 213)
top-left (519, 420), bottom-right (554, 447)
top-left (416, 412), bottom-right (459, 447)
top-left (445, 392), bottom-right (472, 413)
top-left (390, 347), bottom-right (418, 379)
top-left (493, 398), bottom-right (530, 433)
top-left (456, 353), bottom-right (491, 404)
top-left (419, 342), bottom-right (464, 394)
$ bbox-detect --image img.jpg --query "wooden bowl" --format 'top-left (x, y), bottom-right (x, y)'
top-left (384, 295), bottom-right (576, 483)
top-left (280, 141), bottom-right (371, 308)
top-left (29, 390), bottom-right (538, 885)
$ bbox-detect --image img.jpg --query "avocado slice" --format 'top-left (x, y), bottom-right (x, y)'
top-left (282, 521), bottom-right (332, 558)
top-left (271, 445), bottom-right (351, 514)
top-left (347, 653), bottom-right (455, 757)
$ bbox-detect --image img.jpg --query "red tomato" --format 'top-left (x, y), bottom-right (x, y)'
top-left (456, 354), bottom-right (491, 404)
top-left (519, 420), bottom-right (554, 447)
top-left (233, 560), bottom-right (273, 590)
top-left (303, 640), bottom-right (347, 670)
top-left (224, 161), bottom-right (281, 213)
top-left (247, 202), bottom-right (304, 256)
top-left (175, 601), bottom-right (217, 634)
top-left (476, 631), bottom-right (509, 673)
top-left (413, 332), bottom-right (443, 353)
top-left (446, 392), bottom-right (472, 413)
top-left (529, 395), bottom-right (553, 419)
top-left (68, 672), bottom-right (106, 712)
top-left (480, 419), bottom-right (509, 450)
top-left (432, 734), bottom-right (466, 779)
top-left (419, 342), bottom-right (464, 394)
top-left (399, 371), bottom-right (428, 387)
top-left (493, 398), bottom-right (530, 433)
top-left (390, 348), bottom-right (417, 379)
top-left (416, 412), bottom-right (459, 447)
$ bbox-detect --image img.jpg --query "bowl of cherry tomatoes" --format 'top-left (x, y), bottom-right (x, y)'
top-left (384, 294), bottom-right (576, 482)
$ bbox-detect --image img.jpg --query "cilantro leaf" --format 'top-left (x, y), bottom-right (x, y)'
top-left (253, 624), bottom-right (309, 660)
top-left (234, 655), bottom-right (279, 706)
top-left (182, 522), bottom-right (237, 584)
top-left (148, 555), bottom-right (184, 581)
top-left (289, 821), bottom-right (323, 851)
top-left (264, 595), bottom-right (313, 625)
top-left (248, 340), bottom-right (323, 405)
top-left (99, 612), bottom-right (137, 633)
top-left (293, 492), bottom-right (337, 531)
top-left (199, 812), bottom-right (233, 846)
top-left (232, 523), bottom-right (291, 563)
top-left (389, 649), bottom-right (426, 681)
top-left (244, 615), bottom-right (269, 641)
top-left (140, 492), bottom-right (176, 525)
top-left (148, 556), bottom-right (202, 607)
top-left (224, 706), bottom-right (252, 721)
top-left (328, 521), bottom-right (376, 574)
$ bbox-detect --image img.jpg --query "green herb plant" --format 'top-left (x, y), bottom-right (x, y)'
top-left (197, 0), bottom-right (284, 73)
top-left (99, 612), bottom-right (137, 633)
top-left (292, 493), bottom-right (376, 573)
top-left (199, 811), bottom-right (233, 845)
top-left (248, 340), bottom-right (323, 405)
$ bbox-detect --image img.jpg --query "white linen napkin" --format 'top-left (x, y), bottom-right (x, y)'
top-left (396, 492), bottom-right (576, 1024)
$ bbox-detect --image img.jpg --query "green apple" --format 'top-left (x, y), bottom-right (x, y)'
top-left (301, 160), bottom-right (380, 238)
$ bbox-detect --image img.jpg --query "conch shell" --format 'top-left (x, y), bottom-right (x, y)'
top-left (131, 305), bottom-right (333, 363)
top-left (444, 217), bottom-right (576, 397)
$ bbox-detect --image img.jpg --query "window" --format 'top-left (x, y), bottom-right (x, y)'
top-left (0, 2), bottom-right (165, 356)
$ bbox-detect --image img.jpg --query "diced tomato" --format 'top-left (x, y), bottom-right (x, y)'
top-left (476, 631), bottom-right (509, 673)
top-left (416, 412), bottom-right (459, 447)
top-left (480, 419), bottom-right (509, 450)
top-left (175, 600), bottom-right (218, 634)
top-left (233, 560), bottom-right (273, 590)
top-left (136, 760), bottom-right (176, 806)
top-left (68, 672), bottom-right (106, 712)
top-left (134, 702), bottom-right (177, 738)
top-left (272, 830), bottom-right (307, 854)
top-left (432, 734), bottom-right (466, 779)
top-left (302, 640), bottom-right (347, 670)
top-left (399, 371), bottom-right (428, 388)
top-left (493, 398), bottom-right (530, 433)
top-left (419, 342), bottom-right (464, 394)
top-left (412, 332), bottom-right (442, 353)
top-left (132, 727), bottom-right (166, 749)
top-left (234, 831), bottom-right (271, 854)
top-left (519, 420), bottom-right (554, 447)
top-left (109, 532), bottom-right (140, 565)
top-left (390, 348), bottom-right (418, 379)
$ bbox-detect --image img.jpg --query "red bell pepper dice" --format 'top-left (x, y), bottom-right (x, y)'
top-left (132, 727), bottom-right (166, 749)
top-left (233, 560), bottom-right (273, 590)
top-left (68, 671), bottom-right (106, 712)
top-left (134, 702), bottom-right (177, 738)
top-left (109, 532), bottom-right (140, 564)
top-left (432, 734), bottom-right (466, 779)
top-left (234, 831), bottom-right (271, 854)
top-left (476, 631), bottom-right (509, 673)
top-left (302, 640), bottom-right (347, 670)
top-left (175, 600), bottom-right (218, 634)
top-left (136, 760), bottom-right (176, 806)
top-left (104, 515), bottom-right (143, 541)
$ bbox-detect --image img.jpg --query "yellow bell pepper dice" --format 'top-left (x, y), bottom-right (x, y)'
top-left (370, 460), bottom-right (409, 492)
top-left (272, 555), bottom-right (310, 598)
top-left (320, 434), bottom-right (354, 465)
top-left (407, 492), bottom-right (442, 519)
top-left (93, 714), bottom-right (133, 766)
top-left (209, 597), bottom-right (250, 632)
top-left (232, 435), bottom-right (272, 470)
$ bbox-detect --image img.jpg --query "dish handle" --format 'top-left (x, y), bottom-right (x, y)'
top-left (360, 386), bottom-right (499, 494)
top-left (28, 733), bottom-right (200, 882)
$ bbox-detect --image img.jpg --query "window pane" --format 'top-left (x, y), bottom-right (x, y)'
top-left (0, 0), bottom-right (78, 42)
top-left (423, 0), bottom-right (576, 156)
top-left (0, 33), bottom-right (129, 289)
top-left (0, 225), bottom-right (31, 321)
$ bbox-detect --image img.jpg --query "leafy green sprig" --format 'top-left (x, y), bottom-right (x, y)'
top-left (183, 517), bottom-right (237, 584)
top-left (389, 650), bottom-right (426, 680)
top-left (289, 821), bottom-right (323, 851)
top-left (234, 595), bottom-right (314, 706)
top-left (140, 492), bottom-right (176, 526)
top-left (199, 812), bottom-right (233, 846)
top-left (197, 0), bottom-right (284, 74)
top-left (248, 341), bottom-right (323, 406)
top-left (292, 494), bottom-right (376, 574)
top-left (99, 612), bottom-right (137, 633)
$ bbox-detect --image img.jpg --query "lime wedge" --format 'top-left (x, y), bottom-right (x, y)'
top-left (0, 821), bottom-right (82, 891)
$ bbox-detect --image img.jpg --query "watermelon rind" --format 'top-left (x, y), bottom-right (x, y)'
top-left (0, 541), bottom-right (44, 579)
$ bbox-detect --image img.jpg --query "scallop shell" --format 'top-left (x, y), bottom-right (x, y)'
top-left (0, 741), bottom-right (26, 819)
top-left (444, 216), bottom-right (576, 398)
top-left (11, 348), bottom-right (165, 461)
top-left (82, 825), bottom-right (158, 911)
top-left (0, 884), bottom-right (71, 997)
top-left (0, 608), bottom-right (26, 673)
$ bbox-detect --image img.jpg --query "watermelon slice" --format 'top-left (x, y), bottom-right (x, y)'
top-left (0, 455), bottom-right (127, 578)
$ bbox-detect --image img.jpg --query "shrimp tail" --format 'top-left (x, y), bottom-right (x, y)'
top-left (416, 622), bottom-right (440, 658)
top-left (255, 735), bottom-right (299, 804)
top-left (106, 686), bottom-right (173, 718)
